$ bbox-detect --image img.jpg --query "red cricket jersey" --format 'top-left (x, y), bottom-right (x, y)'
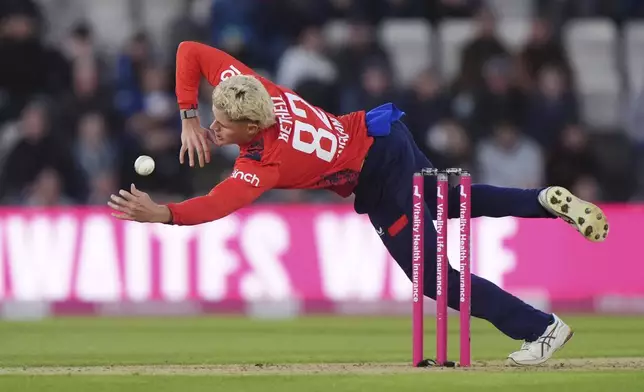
top-left (167, 41), bottom-right (373, 225)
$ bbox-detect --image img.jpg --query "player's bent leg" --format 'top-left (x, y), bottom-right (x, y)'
top-left (443, 259), bottom-right (553, 342)
top-left (366, 205), bottom-right (553, 343)
top-left (448, 184), bottom-right (552, 219)
top-left (507, 314), bottom-right (575, 366)
top-left (404, 120), bottom-right (607, 229)
top-left (405, 130), bottom-right (554, 220)
top-left (538, 186), bottom-right (609, 242)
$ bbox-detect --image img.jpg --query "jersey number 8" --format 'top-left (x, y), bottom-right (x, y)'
top-left (285, 93), bottom-right (338, 163)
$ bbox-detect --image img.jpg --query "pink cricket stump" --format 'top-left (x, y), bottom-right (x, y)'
top-left (412, 173), bottom-right (425, 366)
top-left (459, 172), bottom-right (472, 367)
top-left (435, 172), bottom-right (449, 365)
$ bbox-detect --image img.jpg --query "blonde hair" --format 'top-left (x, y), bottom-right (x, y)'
top-left (212, 75), bottom-right (276, 128)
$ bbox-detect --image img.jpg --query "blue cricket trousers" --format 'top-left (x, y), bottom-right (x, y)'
top-left (353, 119), bottom-right (554, 341)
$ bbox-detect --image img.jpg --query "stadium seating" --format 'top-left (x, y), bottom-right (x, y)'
top-left (487, 0), bottom-right (534, 19)
top-left (83, 0), bottom-right (135, 57)
top-left (377, 18), bottom-right (433, 87)
top-left (624, 22), bottom-right (644, 97)
top-left (437, 19), bottom-right (477, 82)
top-left (563, 19), bottom-right (621, 129)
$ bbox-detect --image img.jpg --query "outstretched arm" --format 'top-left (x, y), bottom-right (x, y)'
top-left (166, 178), bottom-right (264, 225)
top-left (109, 159), bottom-right (279, 225)
top-left (175, 41), bottom-right (258, 110)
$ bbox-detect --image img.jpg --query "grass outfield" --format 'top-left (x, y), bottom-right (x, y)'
top-left (0, 315), bottom-right (643, 391)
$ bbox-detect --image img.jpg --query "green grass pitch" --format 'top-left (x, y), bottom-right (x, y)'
top-left (0, 315), bottom-right (643, 391)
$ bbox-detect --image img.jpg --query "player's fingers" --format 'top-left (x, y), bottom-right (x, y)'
top-left (179, 144), bottom-right (187, 164)
top-left (110, 194), bottom-right (133, 210)
top-left (196, 147), bottom-right (204, 168)
top-left (198, 132), bottom-right (211, 164)
top-left (192, 134), bottom-right (205, 168)
top-left (130, 183), bottom-right (144, 196)
top-left (119, 189), bottom-right (137, 202)
top-left (108, 196), bottom-right (126, 209)
top-left (111, 212), bottom-right (135, 221)
top-left (187, 140), bottom-right (195, 167)
top-left (108, 200), bottom-right (130, 214)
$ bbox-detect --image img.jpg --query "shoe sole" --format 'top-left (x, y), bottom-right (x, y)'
top-left (542, 186), bottom-right (609, 242)
top-left (506, 328), bottom-right (575, 367)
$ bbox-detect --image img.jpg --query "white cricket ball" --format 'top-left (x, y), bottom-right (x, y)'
top-left (134, 155), bottom-right (155, 176)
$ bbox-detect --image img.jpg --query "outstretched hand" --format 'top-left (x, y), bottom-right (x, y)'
top-left (108, 184), bottom-right (172, 224)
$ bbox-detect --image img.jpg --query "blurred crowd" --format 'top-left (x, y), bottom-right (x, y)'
top-left (1, 0), bottom-right (643, 207)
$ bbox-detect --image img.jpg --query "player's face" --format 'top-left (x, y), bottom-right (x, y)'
top-left (210, 108), bottom-right (260, 146)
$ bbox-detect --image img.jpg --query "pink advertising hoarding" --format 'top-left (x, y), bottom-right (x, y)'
top-left (0, 204), bottom-right (642, 317)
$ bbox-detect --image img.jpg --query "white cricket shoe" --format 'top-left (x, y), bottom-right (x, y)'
top-left (507, 314), bottom-right (574, 366)
top-left (538, 186), bottom-right (609, 242)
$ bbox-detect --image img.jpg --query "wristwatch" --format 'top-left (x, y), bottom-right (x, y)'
top-left (180, 108), bottom-right (198, 119)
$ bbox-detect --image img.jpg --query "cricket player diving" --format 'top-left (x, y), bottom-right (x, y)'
top-left (108, 41), bottom-right (609, 366)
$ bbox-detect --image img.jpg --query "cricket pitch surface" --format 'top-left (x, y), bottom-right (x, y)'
top-left (2, 357), bottom-right (644, 376)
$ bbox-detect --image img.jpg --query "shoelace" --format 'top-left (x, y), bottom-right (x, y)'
top-left (520, 322), bottom-right (559, 355)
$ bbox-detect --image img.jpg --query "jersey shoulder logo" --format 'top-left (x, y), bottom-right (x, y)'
top-left (220, 64), bottom-right (242, 81)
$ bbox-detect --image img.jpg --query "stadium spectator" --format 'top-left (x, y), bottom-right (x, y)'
top-left (114, 32), bottom-right (154, 117)
top-left (400, 69), bottom-right (451, 154)
top-left (375, 0), bottom-right (429, 20)
top-left (545, 123), bottom-right (600, 195)
top-left (524, 65), bottom-right (579, 149)
top-left (0, 100), bottom-right (87, 204)
top-left (330, 18), bottom-right (391, 92)
top-left (455, 7), bottom-right (509, 91)
top-left (517, 18), bottom-right (573, 91)
top-left (424, 119), bottom-right (473, 171)
top-left (426, 0), bottom-right (483, 24)
top-left (327, 0), bottom-right (378, 23)
top-left (0, 0), bottom-right (70, 124)
top-left (275, 25), bottom-right (338, 91)
top-left (340, 61), bottom-right (398, 114)
top-left (476, 122), bottom-right (544, 188)
top-left (55, 57), bottom-right (121, 140)
top-left (468, 57), bottom-right (526, 141)
top-left (73, 112), bottom-right (118, 181)
top-left (23, 167), bottom-right (74, 206)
